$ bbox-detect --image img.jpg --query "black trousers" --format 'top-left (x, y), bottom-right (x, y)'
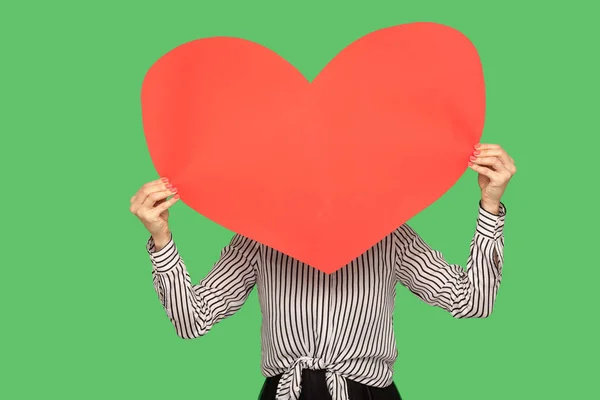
top-left (258, 369), bottom-right (402, 400)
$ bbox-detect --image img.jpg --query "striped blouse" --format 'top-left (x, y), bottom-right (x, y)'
top-left (146, 201), bottom-right (506, 400)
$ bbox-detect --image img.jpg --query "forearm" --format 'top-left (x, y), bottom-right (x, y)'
top-left (452, 203), bottom-right (505, 318)
top-left (480, 199), bottom-right (500, 215)
top-left (146, 234), bottom-right (259, 339)
top-left (152, 265), bottom-right (212, 339)
top-left (452, 236), bottom-right (502, 318)
top-left (151, 231), bottom-right (172, 252)
top-left (147, 237), bottom-right (212, 339)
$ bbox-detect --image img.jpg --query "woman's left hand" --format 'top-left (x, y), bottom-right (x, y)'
top-left (468, 143), bottom-right (517, 213)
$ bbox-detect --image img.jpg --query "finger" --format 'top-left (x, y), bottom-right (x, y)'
top-left (131, 188), bottom-right (175, 215)
top-left (141, 189), bottom-right (178, 211)
top-left (149, 194), bottom-right (180, 217)
top-left (474, 143), bottom-right (501, 150)
top-left (472, 149), bottom-right (516, 174)
top-left (470, 158), bottom-right (513, 185)
top-left (131, 186), bottom-right (164, 213)
top-left (473, 149), bottom-right (512, 168)
top-left (468, 162), bottom-right (502, 181)
top-left (480, 153), bottom-right (515, 174)
top-left (471, 156), bottom-right (509, 172)
top-left (131, 177), bottom-right (170, 204)
top-left (135, 180), bottom-right (173, 207)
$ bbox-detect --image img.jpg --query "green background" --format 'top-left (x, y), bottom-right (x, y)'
top-left (1, 0), bottom-right (597, 399)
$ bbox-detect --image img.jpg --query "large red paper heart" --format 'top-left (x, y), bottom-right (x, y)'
top-left (141, 22), bottom-right (484, 274)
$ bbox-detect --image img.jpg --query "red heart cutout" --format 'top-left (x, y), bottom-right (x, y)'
top-left (141, 22), bottom-right (484, 274)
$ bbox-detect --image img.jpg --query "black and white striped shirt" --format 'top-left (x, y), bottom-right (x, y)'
top-left (147, 202), bottom-right (505, 400)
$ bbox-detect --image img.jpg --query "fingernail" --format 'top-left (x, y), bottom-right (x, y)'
top-left (170, 187), bottom-right (177, 193)
top-left (473, 150), bottom-right (480, 155)
top-left (161, 177), bottom-right (169, 182)
top-left (469, 155), bottom-right (477, 161)
top-left (166, 183), bottom-right (173, 189)
top-left (474, 143), bottom-right (481, 149)
top-left (174, 194), bottom-right (180, 199)
top-left (468, 161), bottom-right (474, 166)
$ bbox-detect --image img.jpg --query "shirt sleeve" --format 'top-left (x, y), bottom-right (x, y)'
top-left (393, 201), bottom-right (506, 318)
top-left (146, 232), bottom-right (260, 338)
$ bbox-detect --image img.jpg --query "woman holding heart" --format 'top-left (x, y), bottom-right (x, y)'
top-left (130, 143), bottom-right (515, 400)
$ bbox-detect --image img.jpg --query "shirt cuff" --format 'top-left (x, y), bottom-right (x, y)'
top-left (476, 200), bottom-right (506, 240)
top-left (146, 234), bottom-right (181, 273)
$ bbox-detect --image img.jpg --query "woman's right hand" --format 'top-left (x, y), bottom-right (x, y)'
top-left (130, 177), bottom-right (180, 250)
